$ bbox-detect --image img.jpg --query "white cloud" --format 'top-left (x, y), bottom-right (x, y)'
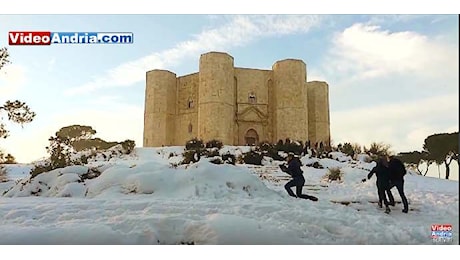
top-left (326, 23), bottom-right (458, 82)
top-left (331, 94), bottom-right (459, 153)
top-left (47, 57), bottom-right (56, 72)
top-left (0, 64), bottom-right (27, 98)
top-left (367, 15), bottom-right (432, 26)
top-left (322, 21), bottom-right (458, 154)
top-left (64, 15), bottom-right (322, 96)
top-left (88, 95), bottom-right (121, 105)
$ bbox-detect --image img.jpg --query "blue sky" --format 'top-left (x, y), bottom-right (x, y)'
top-left (0, 14), bottom-right (458, 168)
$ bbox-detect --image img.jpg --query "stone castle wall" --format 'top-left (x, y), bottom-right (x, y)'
top-left (234, 68), bottom-right (272, 144)
top-left (272, 59), bottom-right (308, 143)
top-left (307, 81), bottom-right (330, 146)
top-left (143, 51), bottom-right (331, 147)
top-left (175, 73), bottom-right (199, 146)
top-left (144, 70), bottom-right (176, 147)
top-left (198, 52), bottom-right (235, 144)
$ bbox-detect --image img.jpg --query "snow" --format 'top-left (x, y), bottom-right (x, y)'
top-left (0, 147), bottom-right (458, 245)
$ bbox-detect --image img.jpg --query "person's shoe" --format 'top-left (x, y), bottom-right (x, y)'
top-left (384, 207), bottom-right (391, 214)
top-left (378, 202), bottom-right (382, 208)
top-left (389, 201), bottom-right (395, 206)
top-left (402, 208), bottom-right (409, 213)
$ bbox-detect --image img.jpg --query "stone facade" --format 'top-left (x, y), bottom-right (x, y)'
top-left (143, 51), bottom-right (330, 147)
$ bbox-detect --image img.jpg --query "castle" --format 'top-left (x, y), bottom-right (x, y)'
top-left (143, 51), bottom-right (330, 147)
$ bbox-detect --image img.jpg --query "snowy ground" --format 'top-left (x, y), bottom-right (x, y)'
top-left (0, 147), bottom-right (458, 245)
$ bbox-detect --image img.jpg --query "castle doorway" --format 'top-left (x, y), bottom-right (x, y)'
top-left (245, 129), bottom-right (259, 146)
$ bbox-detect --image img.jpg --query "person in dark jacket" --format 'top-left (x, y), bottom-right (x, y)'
top-left (367, 157), bottom-right (392, 213)
top-left (280, 153), bottom-right (316, 200)
top-left (388, 156), bottom-right (409, 213)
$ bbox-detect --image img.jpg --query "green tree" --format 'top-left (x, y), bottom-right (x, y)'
top-left (0, 100), bottom-right (36, 139)
top-left (56, 125), bottom-right (97, 143)
top-left (423, 132), bottom-right (458, 180)
top-left (0, 47), bottom-right (10, 70)
top-left (397, 151), bottom-right (433, 176)
top-left (46, 135), bottom-right (72, 169)
top-left (1, 47), bottom-right (36, 161)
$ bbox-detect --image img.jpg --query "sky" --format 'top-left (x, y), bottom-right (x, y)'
top-left (0, 14), bottom-right (458, 168)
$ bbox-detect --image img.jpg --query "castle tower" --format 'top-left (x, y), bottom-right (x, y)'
top-left (307, 81), bottom-right (330, 147)
top-left (143, 69), bottom-right (177, 147)
top-left (272, 59), bottom-right (308, 142)
top-left (198, 52), bottom-right (235, 144)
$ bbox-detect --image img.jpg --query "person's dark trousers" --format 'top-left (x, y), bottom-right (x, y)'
top-left (285, 177), bottom-right (310, 199)
top-left (377, 181), bottom-right (390, 207)
top-left (387, 188), bottom-right (395, 206)
top-left (390, 180), bottom-right (409, 212)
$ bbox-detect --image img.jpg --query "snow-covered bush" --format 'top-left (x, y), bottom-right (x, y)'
top-left (275, 139), bottom-right (303, 155)
top-left (205, 139), bottom-right (223, 149)
top-left (257, 141), bottom-right (284, 161)
top-left (221, 153), bottom-right (236, 165)
top-left (3, 165), bottom-right (90, 197)
top-left (242, 150), bottom-right (263, 165)
top-left (120, 140), bottom-right (136, 154)
top-left (209, 157), bottom-right (223, 164)
top-left (205, 148), bottom-right (220, 157)
top-left (325, 167), bottom-right (342, 181)
top-left (181, 150), bottom-right (201, 164)
top-left (305, 161), bottom-right (323, 169)
top-left (185, 138), bottom-right (204, 150)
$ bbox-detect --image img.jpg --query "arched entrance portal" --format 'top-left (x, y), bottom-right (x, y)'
top-left (245, 129), bottom-right (259, 146)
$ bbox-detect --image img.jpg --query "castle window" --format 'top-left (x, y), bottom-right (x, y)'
top-left (248, 92), bottom-right (256, 104)
top-left (188, 123), bottom-right (193, 133)
top-left (188, 98), bottom-right (194, 109)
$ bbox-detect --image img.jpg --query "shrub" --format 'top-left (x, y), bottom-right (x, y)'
top-left (305, 161), bottom-right (323, 169)
top-left (81, 168), bottom-right (102, 180)
top-left (209, 158), bottom-right (223, 164)
top-left (185, 138), bottom-right (204, 151)
top-left (0, 166), bottom-right (8, 182)
top-left (80, 155), bottom-right (88, 164)
top-left (364, 142), bottom-right (392, 157)
top-left (181, 150), bottom-right (201, 164)
top-left (285, 141), bottom-right (303, 155)
top-left (341, 142), bottom-right (362, 158)
top-left (235, 154), bottom-right (244, 164)
top-left (205, 139), bottom-right (223, 149)
top-left (256, 141), bottom-right (283, 161)
top-left (258, 141), bottom-right (273, 152)
top-left (326, 167), bottom-right (342, 181)
top-left (121, 140), bottom-right (136, 154)
top-left (274, 139), bottom-right (303, 155)
top-left (30, 163), bottom-right (54, 178)
top-left (242, 151), bottom-right (263, 165)
top-left (342, 143), bottom-right (355, 157)
top-left (205, 149), bottom-right (220, 158)
top-left (222, 153), bottom-right (236, 165)
top-left (0, 153), bottom-right (16, 164)
top-left (275, 139), bottom-right (284, 150)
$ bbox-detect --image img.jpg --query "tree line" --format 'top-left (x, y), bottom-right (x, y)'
top-left (397, 132), bottom-right (458, 180)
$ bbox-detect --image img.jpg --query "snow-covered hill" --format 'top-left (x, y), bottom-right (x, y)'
top-left (0, 146), bottom-right (458, 245)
